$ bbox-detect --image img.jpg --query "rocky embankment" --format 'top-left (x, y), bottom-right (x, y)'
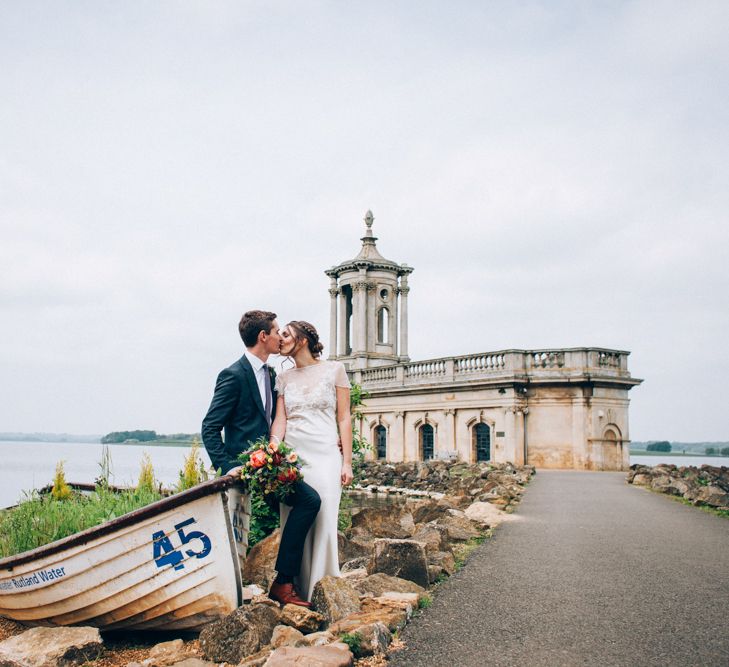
top-left (0, 461), bottom-right (535, 667)
top-left (628, 463), bottom-right (729, 510)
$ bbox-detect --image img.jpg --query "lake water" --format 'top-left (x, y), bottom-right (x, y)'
top-left (1, 441), bottom-right (727, 509)
top-left (0, 441), bottom-right (210, 508)
top-left (630, 455), bottom-right (729, 468)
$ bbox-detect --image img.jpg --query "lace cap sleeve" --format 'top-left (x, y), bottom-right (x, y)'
top-left (333, 361), bottom-right (350, 388)
top-left (274, 370), bottom-right (287, 395)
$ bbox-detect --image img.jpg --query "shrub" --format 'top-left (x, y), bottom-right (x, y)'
top-left (177, 438), bottom-right (209, 491)
top-left (137, 453), bottom-right (157, 493)
top-left (51, 461), bottom-right (72, 501)
top-left (339, 632), bottom-right (362, 657)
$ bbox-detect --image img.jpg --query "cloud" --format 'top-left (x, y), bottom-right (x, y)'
top-left (0, 1), bottom-right (727, 440)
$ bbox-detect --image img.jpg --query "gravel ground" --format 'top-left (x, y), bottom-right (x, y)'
top-left (389, 470), bottom-right (729, 667)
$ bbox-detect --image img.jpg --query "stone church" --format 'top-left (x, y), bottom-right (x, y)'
top-left (325, 211), bottom-right (642, 471)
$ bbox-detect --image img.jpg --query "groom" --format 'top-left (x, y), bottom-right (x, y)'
top-left (201, 309), bottom-right (320, 607)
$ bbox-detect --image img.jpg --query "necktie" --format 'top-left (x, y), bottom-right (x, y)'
top-left (262, 365), bottom-right (272, 426)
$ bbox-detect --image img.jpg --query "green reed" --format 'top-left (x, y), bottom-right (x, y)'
top-left (0, 484), bottom-right (164, 559)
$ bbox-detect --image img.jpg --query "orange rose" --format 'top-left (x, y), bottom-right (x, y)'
top-left (249, 449), bottom-right (268, 469)
top-left (286, 452), bottom-right (298, 464)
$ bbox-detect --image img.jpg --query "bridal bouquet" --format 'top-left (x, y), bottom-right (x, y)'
top-left (237, 437), bottom-right (305, 500)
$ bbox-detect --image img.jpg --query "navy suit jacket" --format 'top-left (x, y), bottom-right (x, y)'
top-left (201, 355), bottom-right (278, 474)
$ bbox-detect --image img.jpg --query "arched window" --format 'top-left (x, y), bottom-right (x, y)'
top-left (420, 424), bottom-right (434, 460)
top-left (377, 307), bottom-right (390, 343)
top-left (375, 425), bottom-right (387, 459)
top-left (473, 423), bottom-right (491, 462)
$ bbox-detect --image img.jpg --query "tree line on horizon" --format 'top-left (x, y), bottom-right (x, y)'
top-left (100, 430), bottom-right (199, 444)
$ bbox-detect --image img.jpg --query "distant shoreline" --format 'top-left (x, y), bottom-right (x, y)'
top-left (0, 439), bottom-right (194, 447)
top-left (630, 451), bottom-right (728, 458)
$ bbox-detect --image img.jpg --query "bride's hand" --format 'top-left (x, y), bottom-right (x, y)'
top-left (341, 463), bottom-right (353, 487)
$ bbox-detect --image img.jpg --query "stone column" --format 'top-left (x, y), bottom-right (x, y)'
top-left (445, 409), bottom-right (457, 459)
top-left (398, 275), bottom-right (410, 361)
top-left (393, 411), bottom-right (405, 462)
top-left (393, 286), bottom-right (400, 356)
top-left (354, 279), bottom-right (368, 355)
top-left (328, 278), bottom-right (338, 360)
top-left (338, 288), bottom-right (348, 356)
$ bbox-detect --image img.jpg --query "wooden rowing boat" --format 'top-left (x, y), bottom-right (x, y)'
top-left (0, 475), bottom-right (249, 631)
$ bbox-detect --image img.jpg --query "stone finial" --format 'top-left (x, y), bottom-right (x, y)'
top-left (364, 210), bottom-right (374, 229)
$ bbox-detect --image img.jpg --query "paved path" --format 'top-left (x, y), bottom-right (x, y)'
top-left (390, 471), bottom-right (729, 667)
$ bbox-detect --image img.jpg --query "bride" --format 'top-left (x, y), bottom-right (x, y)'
top-left (269, 320), bottom-right (354, 601)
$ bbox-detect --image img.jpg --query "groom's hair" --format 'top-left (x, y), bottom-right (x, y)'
top-left (239, 310), bottom-right (277, 347)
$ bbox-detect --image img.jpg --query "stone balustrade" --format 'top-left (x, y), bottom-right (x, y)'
top-left (353, 347), bottom-right (632, 389)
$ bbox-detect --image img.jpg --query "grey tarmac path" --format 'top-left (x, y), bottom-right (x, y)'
top-left (389, 470), bottom-right (729, 667)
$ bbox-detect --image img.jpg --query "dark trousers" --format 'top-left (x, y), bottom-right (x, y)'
top-left (274, 480), bottom-right (321, 577)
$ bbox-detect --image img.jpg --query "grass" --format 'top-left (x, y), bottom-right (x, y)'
top-left (451, 531), bottom-right (491, 571)
top-left (639, 485), bottom-right (729, 520)
top-left (0, 485), bottom-right (164, 559)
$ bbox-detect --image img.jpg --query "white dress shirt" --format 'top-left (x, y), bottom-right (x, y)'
top-left (244, 350), bottom-right (269, 411)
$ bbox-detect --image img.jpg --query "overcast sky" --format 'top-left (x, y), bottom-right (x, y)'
top-left (1, 1), bottom-right (727, 441)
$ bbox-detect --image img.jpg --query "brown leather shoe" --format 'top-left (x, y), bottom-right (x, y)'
top-left (269, 582), bottom-right (311, 608)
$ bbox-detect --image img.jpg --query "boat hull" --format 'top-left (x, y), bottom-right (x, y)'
top-left (0, 477), bottom-right (245, 631)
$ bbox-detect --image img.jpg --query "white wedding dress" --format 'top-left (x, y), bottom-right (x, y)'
top-left (275, 360), bottom-right (349, 600)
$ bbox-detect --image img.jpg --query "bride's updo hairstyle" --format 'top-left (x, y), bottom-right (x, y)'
top-left (287, 320), bottom-right (324, 358)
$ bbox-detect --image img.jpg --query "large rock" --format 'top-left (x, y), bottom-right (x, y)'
top-left (464, 501), bottom-right (510, 526)
top-left (436, 512), bottom-right (482, 542)
top-left (354, 572), bottom-right (425, 598)
top-left (264, 644), bottom-right (353, 666)
top-left (338, 534), bottom-right (376, 563)
top-left (330, 605), bottom-right (408, 634)
top-left (331, 605), bottom-right (408, 635)
top-left (411, 523), bottom-right (450, 552)
top-left (242, 529), bottom-right (281, 591)
top-left (352, 621), bottom-right (391, 657)
top-left (373, 591), bottom-right (420, 612)
top-left (310, 575), bottom-right (362, 625)
top-left (412, 501), bottom-right (445, 524)
top-left (350, 507), bottom-right (415, 539)
top-left (146, 639), bottom-right (196, 666)
top-left (299, 631), bottom-right (336, 647)
top-left (199, 603), bottom-right (280, 663)
top-left (340, 557), bottom-right (371, 574)
top-left (427, 550), bottom-right (456, 577)
top-left (237, 648), bottom-right (274, 667)
top-left (280, 603), bottom-right (325, 633)
top-left (696, 485), bottom-right (729, 508)
top-left (270, 625), bottom-right (305, 648)
top-left (371, 539), bottom-right (430, 588)
top-left (0, 627), bottom-right (103, 667)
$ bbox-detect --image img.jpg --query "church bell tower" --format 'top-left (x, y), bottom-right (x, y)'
top-left (325, 211), bottom-right (413, 370)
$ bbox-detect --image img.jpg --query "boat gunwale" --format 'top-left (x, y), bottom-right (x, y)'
top-left (0, 475), bottom-right (243, 570)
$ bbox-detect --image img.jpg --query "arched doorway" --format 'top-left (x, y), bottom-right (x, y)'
top-left (419, 424), bottom-right (434, 460)
top-left (375, 425), bottom-right (387, 460)
top-left (603, 427), bottom-right (619, 470)
top-left (473, 423), bottom-right (491, 462)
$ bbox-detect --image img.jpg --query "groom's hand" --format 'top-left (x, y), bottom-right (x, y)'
top-left (227, 466), bottom-right (243, 478)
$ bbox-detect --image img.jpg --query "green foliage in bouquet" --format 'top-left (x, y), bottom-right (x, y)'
top-left (237, 437), bottom-right (305, 501)
top-left (247, 493), bottom-right (280, 549)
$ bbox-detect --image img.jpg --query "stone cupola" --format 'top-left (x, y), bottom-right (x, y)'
top-left (325, 211), bottom-right (413, 369)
